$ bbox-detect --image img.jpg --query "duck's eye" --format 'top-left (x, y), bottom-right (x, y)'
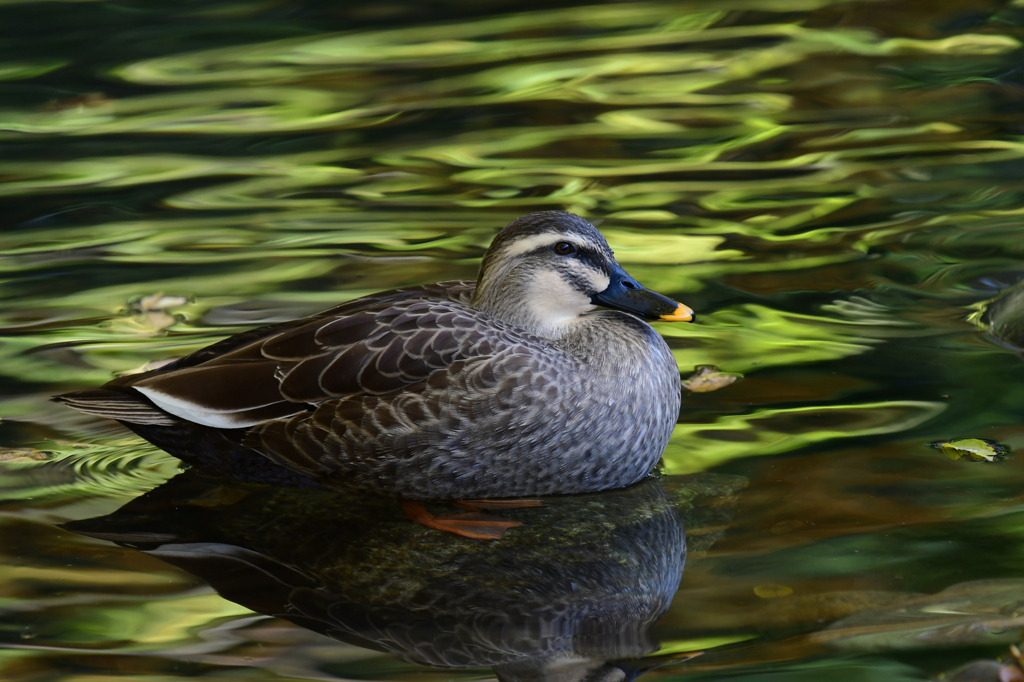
top-left (554, 242), bottom-right (575, 255)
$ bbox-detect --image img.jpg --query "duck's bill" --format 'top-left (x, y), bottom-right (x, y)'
top-left (592, 266), bottom-right (694, 322)
top-left (659, 302), bottom-right (694, 321)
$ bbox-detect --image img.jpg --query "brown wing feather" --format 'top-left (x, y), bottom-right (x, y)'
top-left (134, 362), bottom-right (284, 410)
top-left (117, 281), bottom-right (507, 429)
top-left (163, 280), bottom-right (475, 371)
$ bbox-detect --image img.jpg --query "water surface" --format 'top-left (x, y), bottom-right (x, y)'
top-left (2, 1), bottom-right (1024, 680)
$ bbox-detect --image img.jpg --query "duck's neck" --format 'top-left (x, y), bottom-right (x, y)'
top-left (479, 306), bottom-right (588, 340)
top-left (555, 312), bottom-right (663, 368)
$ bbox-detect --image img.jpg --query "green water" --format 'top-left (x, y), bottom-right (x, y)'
top-left (2, 0), bottom-right (1024, 679)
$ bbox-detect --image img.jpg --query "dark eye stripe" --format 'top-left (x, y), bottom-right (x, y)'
top-left (519, 243), bottom-right (610, 278)
top-left (574, 248), bottom-right (611, 276)
top-left (565, 271), bottom-right (595, 294)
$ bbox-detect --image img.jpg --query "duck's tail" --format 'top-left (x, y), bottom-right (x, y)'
top-left (53, 388), bottom-right (178, 426)
top-left (55, 388), bottom-right (324, 489)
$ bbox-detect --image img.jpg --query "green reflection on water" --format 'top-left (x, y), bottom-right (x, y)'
top-left (0, 0), bottom-right (1023, 680)
top-left (663, 400), bottom-right (944, 473)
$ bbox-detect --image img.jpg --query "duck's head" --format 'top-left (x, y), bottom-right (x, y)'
top-left (472, 211), bottom-right (693, 338)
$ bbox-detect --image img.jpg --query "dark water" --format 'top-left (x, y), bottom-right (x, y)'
top-left (2, 1), bottom-right (1024, 680)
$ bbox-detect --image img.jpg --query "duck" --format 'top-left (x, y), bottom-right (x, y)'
top-left (56, 211), bottom-right (694, 538)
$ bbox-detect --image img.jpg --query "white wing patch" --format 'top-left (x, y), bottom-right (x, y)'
top-left (134, 385), bottom-right (275, 429)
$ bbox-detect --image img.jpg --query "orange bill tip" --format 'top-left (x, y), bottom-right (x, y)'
top-left (659, 303), bottom-right (694, 322)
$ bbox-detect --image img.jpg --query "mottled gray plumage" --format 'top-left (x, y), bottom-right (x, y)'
top-left (56, 211), bottom-right (689, 499)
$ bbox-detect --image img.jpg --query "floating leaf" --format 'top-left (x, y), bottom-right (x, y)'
top-left (0, 448), bottom-right (50, 462)
top-left (931, 438), bottom-right (1009, 463)
top-left (128, 293), bottom-right (191, 314)
top-left (682, 364), bottom-right (741, 393)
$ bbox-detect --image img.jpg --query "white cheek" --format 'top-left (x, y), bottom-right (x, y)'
top-left (527, 270), bottom-right (595, 327)
top-left (588, 271), bottom-right (610, 293)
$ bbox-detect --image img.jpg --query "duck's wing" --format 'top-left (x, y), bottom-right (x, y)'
top-left (243, 349), bottom-right (566, 489)
top-left (166, 281), bottom-right (475, 371)
top-left (124, 282), bottom-right (524, 430)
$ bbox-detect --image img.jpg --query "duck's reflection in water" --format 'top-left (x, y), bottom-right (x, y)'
top-left (65, 473), bottom-right (739, 682)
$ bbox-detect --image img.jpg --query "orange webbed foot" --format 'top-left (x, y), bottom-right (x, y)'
top-left (400, 500), bottom-right (522, 540)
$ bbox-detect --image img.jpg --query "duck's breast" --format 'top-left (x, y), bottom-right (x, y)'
top-left (385, 313), bottom-right (681, 498)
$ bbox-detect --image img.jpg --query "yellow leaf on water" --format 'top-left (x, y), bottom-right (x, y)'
top-left (931, 438), bottom-right (1009, 463)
